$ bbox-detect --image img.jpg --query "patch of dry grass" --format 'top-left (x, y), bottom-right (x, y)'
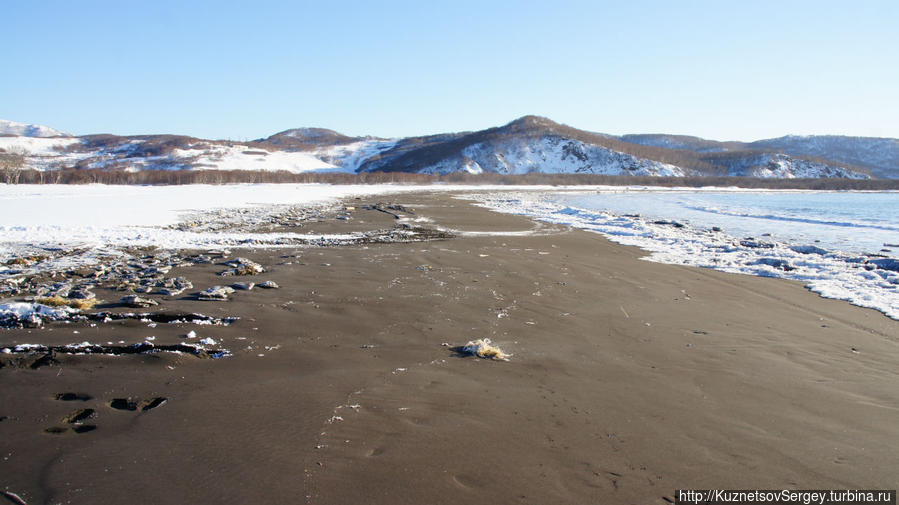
top-left (233, 264), bottom-right (264, 275)
top-left (462, 338), bottom-right (510, 361)
top-left (6, 254), bottom-right (48, 266)
top-left (36, 296), bottom-right (97, 310)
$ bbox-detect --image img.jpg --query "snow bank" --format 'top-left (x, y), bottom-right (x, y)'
top-left (0, 302), bottom-right (76, 328)
top-left (0, 183), bottom-right (558, 270)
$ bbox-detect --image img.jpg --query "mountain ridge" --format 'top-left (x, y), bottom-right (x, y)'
top-left (1, 116), bottom-right (895, 179)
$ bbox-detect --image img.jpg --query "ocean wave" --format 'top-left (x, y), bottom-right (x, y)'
top-left (680, 203), bottom-right (899, 233)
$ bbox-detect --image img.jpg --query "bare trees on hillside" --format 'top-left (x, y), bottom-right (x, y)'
top-left (0, 149), bottom-right (26, 184)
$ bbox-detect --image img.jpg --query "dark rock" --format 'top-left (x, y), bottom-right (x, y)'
top-left (22, 313), bottom-right (43, 328)
top-left (790, 244), bottom-right (828, 255)
top-left (67, 289), bottom-right (95, 300)
top-left (869, 258), bottom-right (899, 272)
top-left (158, 277), bottom-right (192, 296)
top-left (653, 220), bottom-right (685, 228)
top-left (740, 239), bottom-right (775, 249)
top-left (753, 258), bottom-right (795, 271)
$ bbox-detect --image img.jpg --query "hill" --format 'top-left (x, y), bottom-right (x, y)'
top-left (2, 116), bottom-right (893, 179)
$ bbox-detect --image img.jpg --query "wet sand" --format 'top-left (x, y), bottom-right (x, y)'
top-left (1, 192), bottom-right (897, 504)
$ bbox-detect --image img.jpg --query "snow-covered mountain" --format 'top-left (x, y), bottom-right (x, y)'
top-left (618, 132), bottom-right (898, 179)
top-left (0, 116), bottom-right (889, 179)
top-left (0, 134), bottom-right (342, 174)
top-left (0, 119), bottom-right (71, 138)
top-left (260, 128), bottom-right (399, 173)
top-left (748, 135), bottom-right (899, 179)
top-left (418, 136), bottom-right (687, 176)
top-left (348, 117), bottom-right (688, 176)
top-left (302, 116), bottom-right (868, 179)
top-left (716, 153), bottom-right (869, 179)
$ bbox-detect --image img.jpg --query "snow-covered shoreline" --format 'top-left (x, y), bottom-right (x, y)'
top-left (466, 190), bottom-right (899, 320)
top-left (0, 184), bottom-right (561, 272)
top-left (1, 183), bottom-right (896, 320)
top-left (0, 184), bottom-right (507, 248)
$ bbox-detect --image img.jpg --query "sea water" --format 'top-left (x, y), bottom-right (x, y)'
top-left (473, 188), bottom-right (899, 320)
top-left (558, 190), bottom-right (899, 259)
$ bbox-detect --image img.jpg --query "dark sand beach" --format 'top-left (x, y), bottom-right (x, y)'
top-left (1, 192), bottom-right (897, 504)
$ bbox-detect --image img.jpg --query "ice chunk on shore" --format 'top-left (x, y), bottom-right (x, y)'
top-left (197, 285), bottom-right (235, 301)
top-left (120, 295), bottom-right (159, 308)
top-left (0, 302), bottom-right (76, 328)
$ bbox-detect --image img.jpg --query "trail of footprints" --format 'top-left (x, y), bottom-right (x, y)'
top-left (43, 392), bottom-right (167, 435)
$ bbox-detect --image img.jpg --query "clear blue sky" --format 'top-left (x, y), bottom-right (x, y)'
top-left (5, 0), bottom-right (897, 141)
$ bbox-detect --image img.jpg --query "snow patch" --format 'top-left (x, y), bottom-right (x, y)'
top-left (314, 139), bottom-right (398, 173)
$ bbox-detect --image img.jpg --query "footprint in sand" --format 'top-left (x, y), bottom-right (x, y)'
top-left (55, 392), bottom-right (92, 401)
top-left (365, 447), bottom-right (385, 457)
top-left (451, 474), bottom-right (484, 490)
top-left (44, 407), bottom-right (97, 435)
top-left (108, 396), bottom-right (168, 412)
top-left (42, 393), bottom-right (167, 434)
top-left (61, 408), bottom-right (95, 423)
top-left (109, 398), bottom-right (138, 411)
top-left (139, 397), bottom-right (167, 411)
top-left (399, 416), bottom-right (431, 428)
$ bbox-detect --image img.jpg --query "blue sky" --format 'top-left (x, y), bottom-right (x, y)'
top-left (5, 1), bottom-right (897, 141)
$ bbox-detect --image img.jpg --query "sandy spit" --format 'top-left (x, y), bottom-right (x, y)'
top-left (1, 192), bottom-right (896, 505)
